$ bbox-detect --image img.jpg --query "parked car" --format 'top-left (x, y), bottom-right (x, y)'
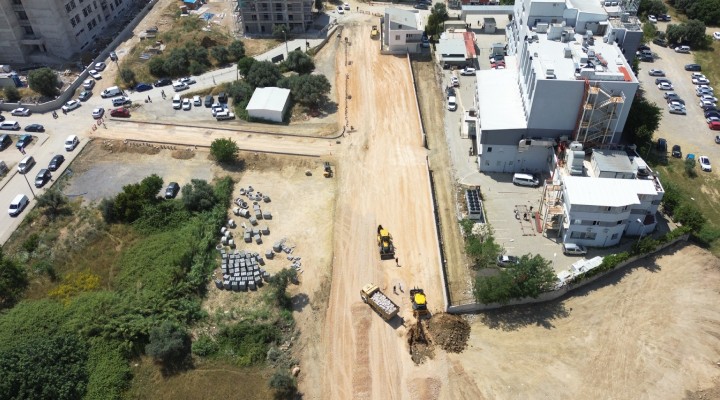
top-left (109, 51), bottom-right (118, 61)
top-left (88, 69), bottom-right (102, 80)
top-left (211, 104), bottom-right (226, 116)
top-left (497, 255), bottom-right (520, 267)
top-left (154, 77), bottom-right (172, 87)
top-left (17, 155), bottom-right (35, 174)
top-left (0, 134), bottom-right (11, 150)
top-left (15, 134), bottom-right (32, 149)
top-left (657, 82), bottom-right (673, 90)
top-left (460, 67), bottom-right (477, 76)
top-left (11, 108), bottom-right (31, 116)
top-left (653, 38), bottom-right (668, 47)
top-left (675, 45), bottom-right (691, 53)
top-left (94, 62), bottom-right (106, 71)
top-left (709, 121), bottom-right (720, 130)
top-left (135, 82), bottom-right (153, 92)
top-left (637, 44), bottom-right (651, 52)
top-left (165, 182), bottom-right (180, 199)
top-left (663, 91), bottom-right (679, 99)
top-left (491, 61), bottom-right (506, 69)
top-left (179, 77), bottom-right (196, 85)
top-left (192, 95), bottom-right (201, 106)
top-left (490, 54), bottom-right (504, 63)
top-left (714, 32), bottom-right (720, 40)
top-left (562, 243), bottom-right (587, 256)
top-left (111, 96), bottom-right (131, 107)
top-left (8, 194), bottom-right (29, 217)
top-left (413, 3), bottom-right (428, 9)
top-left (48, 154), bottom-right (64, 171)
top-left (172, 82), bottom-right (189, 92)
top-left (446, 86), bottom-right (456, 97)
top-left (700, 99), bottom-right (717, 108)
top-left (657, 138), bottom-right (667, 152)
top-left (62, 100), bottom-right (81, 112)
top-left (699, 155), bottom-right (712, 172)
top-left (24, 124), bottom-right (44, 132)
top-left (337, 5), bottom-right (344, 13)
top-left (648, 69), bottom-right (665, 76)
top-left (34, 169), bottom-right (51, 188)
top-left (83, 79), bottom-right (96, 90)
top-left (92, 107), bottom-right (105, 119)
top-left (343, 2), bottom-right (350, 9)
top-left (182, 98), bottom-right (191, 111)
top-left (707, 116), bottom-right (720, 124)
top-left (655, 77), bottom-right (670, 85)
top-left (450, 76), bottom-right (459, 87)
top-left (648, 15), bottom-right (657, 23)
top-left (0, 115), bottom-right (4, 122)
top-left (640, 53), bottom-right (654, 62)
top-left (668, 103), bottom-right (686, 114)
top-left (65, 135), bottom-right (79, 151)
top-left (705, 110), bottom-right (720, 118)
top-left (672, 145), bottom-right (682, 158)
top-left (204, 95), bottom-right (214, 107)
top-left (693, 77), bottom-right (711, 85)
top-left (78, 91), bottom-right (92, 101)
top-left (666, 96), bottom-right (684, 105)
top-left (716, 135), bottom-right (720, 144)
top-left (685, 63), bottom-right (702, 71)
top-left (701, 95), bottom-right (718, 103)
top-left (658, 14), bottom-right (671, 21)
top-left (110, 107), bottom-right (130, 118)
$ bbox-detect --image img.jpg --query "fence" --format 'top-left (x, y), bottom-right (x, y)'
top-left (0, 0), bottom-right (160, 114)
top-left (447, 234), bottom-right (690, 313)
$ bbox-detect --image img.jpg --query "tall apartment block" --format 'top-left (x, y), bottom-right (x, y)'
top-left (0, 0), bottom-right (131, 65)
top-left (237, 0), bottom-right (314, 35)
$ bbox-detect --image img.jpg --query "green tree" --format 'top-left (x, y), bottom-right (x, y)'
top-left (269, 371), bottom-right (297, 399)
top-left (111, 174), bottom-right (163, 223)
top-left (474, 254), bottom-right (557, 304)
top-left (675, 203), bottom-right (705, 231)
top-left (210, 45), bottom-right (230, 65)
top-left (119, 68), bottom-right (136, 86)
top-left (642, 22), bottom-right (657, 42)
top-left (0, 248), bottom-right (28, 309)
top-left (246, 61), bottom-right (282, 88)
top-left (164, 48), bottom-right (190, 76)
top-left (660, 180), bottom-right (682, 215)
top-left (639, 0), bottom-right (668, 16)
top-left (683, 19), bottom-right (710, 49)
top-left (267, 268), bottom-right (298, 310)
top-left (0, 333), bottom-right (89, 399)
top-left (284, 50), bottom-right (315, 74)
top-left (279, 74), bottom-right (331, 108)
top-left (227, 40), bottom-right (246, 61)
top-left (148, 56), bottom-right (167, 77)
top-left (272, 24), bottom-right (289, 41)
top-left (622, 96), bottom-right (661, 144)
top-left (684, 157), bottom-right (697, 177)
top-left (224, 80), bottom-right (254, 105)
top-left (145, 321), bottom-right (190, 364)
top-left (181, 179), bottom-right (218, 212)
top-left (665, 23), bottom-right (685, 44)
top-left (210, 137), bottom-right (239, 163)
top-left (431, 3), bottom-right (449, 20)
top-left (4, 85), bottom-right (21, 102)
top-left (36, 188), bottom-right (70, 220)
top-left (28, 67), bottom-right (59, 97)
top-left (237, 57), bottom-right (257, 77)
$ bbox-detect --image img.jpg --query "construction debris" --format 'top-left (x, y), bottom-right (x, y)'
top-left (426, 313), bottom-right (471, 353)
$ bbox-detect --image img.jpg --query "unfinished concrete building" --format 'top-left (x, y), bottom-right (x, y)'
top-left (237, 0), bottom-right (314, 35)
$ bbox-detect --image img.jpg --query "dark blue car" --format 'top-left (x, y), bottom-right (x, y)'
top-left (135, 82), bottom-right (153, 92)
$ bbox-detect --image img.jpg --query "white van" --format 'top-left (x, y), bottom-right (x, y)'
top-left (172, 94), bottom-right (182, 110)
top-left (8, 194), bottom-right (29, 216)
top-left (447, 96), bottom-right (457, 111)
top-left (101, 86), bottom-right (122, 98)
top-left (0, 121), bottom-right (21, 131)
top-left (512, 173), bottom-right (540, 187)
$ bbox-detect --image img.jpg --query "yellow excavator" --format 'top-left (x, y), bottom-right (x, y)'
top-left (371, 25), bottom-right (379, 39)
top-left (410, 288), bottom-right (429, 318)
top-left (377, 225), bottom-right (395, 260)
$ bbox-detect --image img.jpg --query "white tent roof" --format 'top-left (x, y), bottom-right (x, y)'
top-left (246, 87), bottom-right (291, 112)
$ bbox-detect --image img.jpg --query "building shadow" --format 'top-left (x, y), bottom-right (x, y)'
top-left (478, 300), bottom-right (570, 331)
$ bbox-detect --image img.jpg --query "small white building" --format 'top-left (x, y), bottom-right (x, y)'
top-left (383, 8), bottom-right (424, 53)
top-left (245, 87), bottom-right (291, 123)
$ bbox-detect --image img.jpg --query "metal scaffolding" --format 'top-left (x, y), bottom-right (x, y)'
top-left (575, 82), bottom-right (625, 146)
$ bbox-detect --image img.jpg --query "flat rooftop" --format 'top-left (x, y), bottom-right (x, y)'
top-left (477, 55), bottom-right (527, 131)
top-left (563, 176), bottom-right (658, 207)
top-left (591, 149), bottom-right (634, 175)
top-left (567, 0), bottom-right (606, 15)
top-left (527, 32), bottom-right (636, 83)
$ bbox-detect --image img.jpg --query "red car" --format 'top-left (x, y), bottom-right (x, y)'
top-left (110, 107), bottom-right (130, 118)
top-left (709, 120), bottom-right (720, 130)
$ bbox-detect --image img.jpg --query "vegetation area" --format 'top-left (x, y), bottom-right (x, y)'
top-left (666, 0), bottom-right (720, 26)
top-left (28, 67), bottom-right (59, 98)
top-left (425, 4), bottom-right (450, 37)
top-left (0, 172), bottom-right (297, 399)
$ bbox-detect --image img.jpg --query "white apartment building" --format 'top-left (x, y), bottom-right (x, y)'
top-left (475, 0), bottom-right (643, 174)
top-left (383, 8), bottom-right (424, 53)
top-left (0, 0), bottom-right (132, 65)
top-left (542, 147), bottom-right (664, 247)
top-left (238, 0), bottom-right (314, 35)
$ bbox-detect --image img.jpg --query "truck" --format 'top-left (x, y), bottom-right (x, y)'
top-left (371, 25), bottom-right (379, 39)
top-left (360, 283), bottom-right (399, 321)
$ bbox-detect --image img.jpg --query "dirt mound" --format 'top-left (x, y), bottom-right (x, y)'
top-left (407, 321), bottom-right (434, 365)
top-left (426, 313), bottom-right (470, 353)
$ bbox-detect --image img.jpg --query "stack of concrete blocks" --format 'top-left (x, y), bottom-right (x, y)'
top-left (217, 249), bottom-right (270, 292)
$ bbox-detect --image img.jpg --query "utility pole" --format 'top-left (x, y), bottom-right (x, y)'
top-left (22, 173), bottom-right (36, 199)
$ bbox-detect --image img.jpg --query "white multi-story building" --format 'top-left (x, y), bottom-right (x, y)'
top-left (0, 0), bottom-right (133, 65)
top-left (475, 0), bottom-right (643, 174)
top-left (542, 147), bottom-right (664, 247)
top-left (383, 8), bottom-right (423, 53)
top-left (238, 0), bottom-right (314, 35)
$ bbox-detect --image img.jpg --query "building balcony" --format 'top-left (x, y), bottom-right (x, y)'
top-left (20, 35), bottom-right (44, 45)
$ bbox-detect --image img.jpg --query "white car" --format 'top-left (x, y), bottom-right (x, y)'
top-left (172, 82), bottom-right (189, 92)
top-left (700, 99), bottom-right (717, 108)
top-left (61, 100), bottom-right (81, 112)
top-left (657, 82), bottom-right (673, 90)
top-left (193, 95), bottom-right (201, 106)
top-left (179, 77), bottom-right (196, 85)
top-left (648, 15), bottom-right (657, 23)
top-left (88, 69), bottom-right (102, 80)
top-left (91, 107), bottom-right (105, 119)
top-left (65, 135), bottom-right (79, 151)
top-left (663, 91), bottom-right (679, 99)
top-left (648, 69), bottom-right (665, 76)
top-left (701, 95), bottom-right (719, 103)
top-left (10, 107), bottom-right (31, 116)
top-left (668, 102), bottom-right (686, 115)
top-left (699, 155), bottom-right (712, 172)
top-left (343, 2), bottom-right (350, 10)
top-left (460, 67), bottom-right (477, 76)
top-left (450, 76), bottom-right (459, 87)
top-left (697, 86), bottom-right (714, 95)
top-left (211, 105), bottom-right (226, 116)
top-left (693, 77), bottom-right (711, 85)
top-left (714, 32), bottom-right (720, 40)
top-left (94, 62), bottom-right (106, 71)
top-left (691, 72), bottom-right (706, 79)
top-left (83, 79), bottom-right (95, 90)
top-left (182, 98), bottom-right (191, 111)
top-left (337, 5), bottom-right (344, 14)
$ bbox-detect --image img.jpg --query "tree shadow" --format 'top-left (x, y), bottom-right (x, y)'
top-left (216, 158), bottom-right (246, 173)
top-left (478, 301), bottom-right (570, 331)
top-left (314, 101), bottom-right (338, 119)
top-left (158, 354), bottom-right (194, 378)
top-left (291, 293), bottom-right (310, 312)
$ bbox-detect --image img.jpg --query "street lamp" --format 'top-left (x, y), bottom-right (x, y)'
top-left (636, 218), bottom-right (646, 245)
top-left (283, 29), bottom-right (289, 57)
top-left (21, 173), bottom-right (36, 199)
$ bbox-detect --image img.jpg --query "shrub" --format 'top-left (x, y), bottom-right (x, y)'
top-left (119, 68), bottom-right (136, 86)
top-left (181, 179), bottom-right (218, 212)
top-left (283, 50), bottom-right (315, 74)
top-left (192, 335), bottom-right (219, 357)
top-left (210, 45), bottom-right (230, 65)
top-left (246, 61), bottom-right (282, 88)
top-left (28, 67), bottom-right (59, 97)
top-left (237, 57), bottom-right (257, 77)
top-left (210, 138), bottom-right (239, 163)
top-left (0, 248), bottom-right (28, 309)
top-left (269, 371), bottom-right (297, 399)
top-left (4, 85), bottom-right (21, 102)
top-left (684, 157), bottom-right (697, 177)
top-left (473, 254), bottom-right (557, 304)
top-left (675, 203), bottom-right (705, 231)
top-left (145, 321), bottom-right (190, 364)
top-left (227, 40), bottom-right (245, 61)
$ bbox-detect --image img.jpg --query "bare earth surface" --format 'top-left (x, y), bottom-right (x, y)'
top-left (301, 23), bottom-right (449, 400)
top-left (449, 244), bottom-right (720, 400)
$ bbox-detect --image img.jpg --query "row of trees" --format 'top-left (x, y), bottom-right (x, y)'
top-left (665, 20), bottom-right (712, 49)
top-left (667, 0), bottom-right (720, 26)
top-left (147, 40), bottom-right (245, 79)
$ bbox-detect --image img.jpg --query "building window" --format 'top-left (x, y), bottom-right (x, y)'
top-left (262, 13), bottom-right (269, 20)
top-left (487, 147), bottom-right (492, 152)
top-left (395, 35), bottom-right (400, 40)
top-left (617, 220), bottom-right (623, 225)
top-left (75, 14), bottom-right (81, 23)
top-left (611, 233), bottom-right (618, 239)
top-left (93, 0), bottom-right (97, 9)
top-left (276, 13), bottom-right (283, 20)
top-left (275, 3), bottom-right (282, 10)
top-left (12, 0), bottom-right (22, 4)
top-left (23, 25), bottom-right (34, 35)
top-left (251, 15), bottom-right (257, 20)
top-left (16, 11), bottom-right (28, 20)
top-left (289, 14), bottom-right (293, 20)
top-left (71, 18), bottom-right (77, 27)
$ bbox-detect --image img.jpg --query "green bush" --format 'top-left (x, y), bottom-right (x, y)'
top-left (474, 254), bottom-right (557, 304)
top-left (4, 85), bottom-right (21, 102)
top-left (84, 339), bottom-right (130, 400)
top-left (192, 335), bottom-right (219, 357)
top-left (217, 319), bottom-right (281, 367)
top-left (210, 138), bottom-right (239, 163)
top-left (0, 248), bottom-right (28, 309)
top-left (145, 321), bottom-right (190, 364)
top-left (269, 371), bottom-right (297, 399)
top-left (181, 179), bottom-right (218, 212)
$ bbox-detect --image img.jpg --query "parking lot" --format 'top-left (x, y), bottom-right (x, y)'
top-left (638, 42), bottom-right (720, 169)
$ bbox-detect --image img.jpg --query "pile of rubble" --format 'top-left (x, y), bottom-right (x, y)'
top-left (426, 313), bottom-right (471, 353)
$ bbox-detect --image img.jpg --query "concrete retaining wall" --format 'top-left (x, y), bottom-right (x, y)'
top-left (448, 234), bottom-right (690, 313)
top-left (0, 0), bottom-right (159, 113)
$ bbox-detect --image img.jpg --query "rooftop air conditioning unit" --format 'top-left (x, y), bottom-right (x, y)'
top-left (546, 68), bottom-right (556, 79)
top-left (569, 141), bottom-right (583, 151)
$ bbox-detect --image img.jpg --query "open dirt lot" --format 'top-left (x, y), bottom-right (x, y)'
top-left (447, 244), bottom-right (720, 399)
